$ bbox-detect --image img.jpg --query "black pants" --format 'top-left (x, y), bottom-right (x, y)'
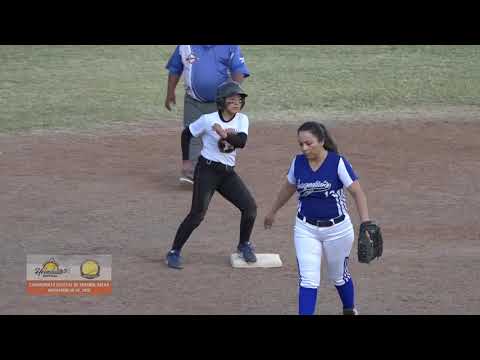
top-left (172, 156), bottom-right (257, 252)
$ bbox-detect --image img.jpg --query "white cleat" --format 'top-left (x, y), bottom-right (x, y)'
top-left (343, 308), bottom-right (359, 315)
top-left (179, 176), bottom-right (194, 185)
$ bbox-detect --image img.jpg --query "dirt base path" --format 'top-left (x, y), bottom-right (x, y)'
top-left (1, 117), bottom-right (479, 314)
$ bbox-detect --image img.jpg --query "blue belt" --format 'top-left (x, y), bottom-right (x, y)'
top-left (297, 213), bottom-right (345, 227)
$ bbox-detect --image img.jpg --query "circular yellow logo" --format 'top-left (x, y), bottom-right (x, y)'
top-left (43, 259), bottom-right (59, 272)
top-left (80, 260), bottom-right (100, 279)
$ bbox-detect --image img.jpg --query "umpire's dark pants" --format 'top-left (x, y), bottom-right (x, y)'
top-left (184, 94), bottom-right (217, 168)
top-left (172, 156), bottom-right (257, 252)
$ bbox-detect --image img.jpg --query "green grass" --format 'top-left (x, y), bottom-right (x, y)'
top-left (244, 45), bottom-right (480, 118)
top-left (1, 45), bottom-right (479, 133)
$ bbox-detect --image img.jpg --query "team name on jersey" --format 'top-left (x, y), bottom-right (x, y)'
top-left (297, 180), bottom-right (332, 197)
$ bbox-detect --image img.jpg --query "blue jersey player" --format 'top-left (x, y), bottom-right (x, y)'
top-left (264, 122), bottom-right (371, 315)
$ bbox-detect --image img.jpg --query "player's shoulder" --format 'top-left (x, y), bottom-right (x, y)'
top-left (237, 112), bottom-right (249, 121)
top-left (330, 151), bottom-right (342, 160)
top-left (336, 152), bottom-right (356, 169)
top-left (203, 111), bottom-right (220, 121)
top-left (293, 153), bottom-right (306, 164)
top-left (327, 152), bottom-right (347, 168)
top-left (336, 152), bottom-right (350, 163)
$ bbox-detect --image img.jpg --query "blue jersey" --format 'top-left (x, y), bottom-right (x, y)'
top-left (287, 152), bottom-right (358, 220)
top-left (165, 45), bottom-right (250, 102)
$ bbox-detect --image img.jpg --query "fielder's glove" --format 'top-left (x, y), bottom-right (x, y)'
top-left (357, 221), bottom-right (383, 264)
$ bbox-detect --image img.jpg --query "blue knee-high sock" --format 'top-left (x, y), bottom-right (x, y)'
top-left (335, 278), bottom-right (355, 309)
top-left (299, 286), bottom-right (318, 315)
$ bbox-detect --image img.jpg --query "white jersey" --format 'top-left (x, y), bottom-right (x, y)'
top-left (189, 111), bottom-right (249, 167)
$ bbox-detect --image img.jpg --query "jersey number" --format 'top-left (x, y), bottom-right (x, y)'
top-left (324, 190), bottom-right (339, 199)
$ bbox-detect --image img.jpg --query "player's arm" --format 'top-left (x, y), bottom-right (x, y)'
top-left (264, 180), bottom-right (297, 229)
top-left (269, 180), bottom-right (297, 213)
top-left (213, 123), bottom-right (248, 149)
top-left (181, 126), bottom-right (193, 161)
top-left (225, 132), bottom-right (247, 148)
top-left (338, 156), bottom-right (370, 223)
top-left (346, 181), bottom-right (370, 223)
top-left (226, 115), bottom-right (249, 148)
top-left (182, 116), bottom-right (205, 162)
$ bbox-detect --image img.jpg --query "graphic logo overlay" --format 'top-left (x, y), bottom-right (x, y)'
top-left (80, 259), bottom-right (100, 279)
top-left (35, 258), bottom-right (69, 277)
top-left (26, 255), bottom-right (112, 296)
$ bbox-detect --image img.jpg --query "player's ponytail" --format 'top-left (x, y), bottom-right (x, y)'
top-left (318, 123), bottom-right (338, 153)
top-left (297, 122), bottom-right (339, 153)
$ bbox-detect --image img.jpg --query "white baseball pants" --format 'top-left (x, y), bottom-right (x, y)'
top-left (294, 214), bottom-right (354, 289)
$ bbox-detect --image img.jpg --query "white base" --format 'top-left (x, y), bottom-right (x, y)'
top-left (230, 253), bottom-right (283, 268)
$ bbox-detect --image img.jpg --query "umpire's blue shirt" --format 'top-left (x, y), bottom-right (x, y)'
top-left (166, 45), bottom-right (250, 103)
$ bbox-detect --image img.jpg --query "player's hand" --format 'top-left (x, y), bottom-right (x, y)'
top-left (165, 92), bottom-right (176, 111)
top-left (264, 212), bottom-right (276, 230)
top-left (361, 219), bottom-right (372, 241)
top-left (182, 160), bottom-right (193, 174)
top-left (212, 123), bottom-right (227, 139)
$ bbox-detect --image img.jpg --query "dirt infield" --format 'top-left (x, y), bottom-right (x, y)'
top-left (1, 117), bottom-right (479, 314)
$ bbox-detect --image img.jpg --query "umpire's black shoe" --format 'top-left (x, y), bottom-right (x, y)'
top-left (166, 250), bottom-right (183, 269)
top-left (237, 242), bottom-right (257, 263)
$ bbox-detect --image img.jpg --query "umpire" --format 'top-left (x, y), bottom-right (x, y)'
top-left (164, 45), bottom-right (251, 185)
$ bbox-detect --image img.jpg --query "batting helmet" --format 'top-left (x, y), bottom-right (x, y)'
top-left (216, 81), bottom-right (248, 110)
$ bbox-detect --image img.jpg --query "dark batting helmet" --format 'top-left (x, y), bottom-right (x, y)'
top-left (216, 81), bottom-right (248, 110)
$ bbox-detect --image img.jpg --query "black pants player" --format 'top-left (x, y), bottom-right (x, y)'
top-left (166, 81), bottom-right (257, 269)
